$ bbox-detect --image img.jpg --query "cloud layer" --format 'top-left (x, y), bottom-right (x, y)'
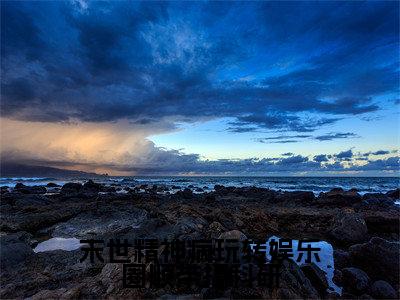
top-left (1, 1), bottom-right (399, 175)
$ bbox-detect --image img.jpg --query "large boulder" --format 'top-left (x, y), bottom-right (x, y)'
top-left (0, 233), bottom-right (35, 270)
top-left (342, 267), bottom-right (370, 294)
top-left (278, 260), bottom-right (320, 298)
top-left (218, 230), bottom-right (247, 241)
top-left (14, 183), bottom-right (46, 194)
top-left (317, 188), bottom-right (362, 207)
top-left (386, 188), bottom-right (399, 199)
top-left (330, 214), bottom-right (368, 244)
top-left (333, 249), bottom-right (351, 270)
top-left (369, 280), bottom-right (397, 299)
top-left (60, 182), bottom-right (83, 195)
top-left (207, 221), bottom-right (226, 239)
top-left (82, 180), bottom-right (102, 193)
top-left (349, 237), bottom-right (400, 285)
top-left (300, 263), bottom-right (328, 296)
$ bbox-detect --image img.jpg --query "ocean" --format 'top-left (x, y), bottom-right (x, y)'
top-left (1, 176), bottom-right (399, 195)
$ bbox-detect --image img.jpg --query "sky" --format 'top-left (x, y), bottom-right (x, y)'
top-left (1, 0), bottom-right (399, 176)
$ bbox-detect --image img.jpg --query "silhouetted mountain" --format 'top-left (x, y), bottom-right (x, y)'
top-left (0, 162), bottom-right (100, 178)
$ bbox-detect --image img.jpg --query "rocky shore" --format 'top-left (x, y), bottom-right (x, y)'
top-left (1, 181), bottom-right (399, 299)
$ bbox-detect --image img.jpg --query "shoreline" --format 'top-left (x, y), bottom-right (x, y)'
top-left (1, 181), bottom-right (399, 299)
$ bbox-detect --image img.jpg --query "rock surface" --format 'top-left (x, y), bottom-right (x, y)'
top-left (349, 237), bottom-right (400, 285)
top-left (0, 182), bottom-right (398, 299)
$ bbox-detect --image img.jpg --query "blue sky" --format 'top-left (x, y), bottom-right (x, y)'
top-left (1, 1), bottom-right (399, 175)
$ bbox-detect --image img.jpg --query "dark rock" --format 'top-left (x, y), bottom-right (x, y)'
top-left (363, 193), bottom-right (392, 201)
top-left (14, 182), bottom-right (26, 189)
top-left (289, 191), bottom-right (315, 202)
top-left (60, 182), bottom-right (83, 195)
top-left (13, 183), bottom-right (46, 194)
top-left (317, 188), bottom-right (362, 206)
top-left (349, 237), bottom-right (400, 285)
top-left (0, 233), bottom-right (35, 269)
top-left (369, 280), bottom-right (397, 299)
top-left (82, 180), bottom-right (102, 193)
top-left (277, 260), bottom-right (319, 298)
top-left (359, 294), bottom-right (374, 299)
top-left (214, 184), bottom-right (224, 191)
top-left (332, 269), bottom-right (342, 286)
top-left (207, 221), bottom-right (226, 239)
top-left (386, 188), bottom-right (399, 199)
top-left (333, 249), bottom-right (351, 270)
top-left (342, 267), bottom-right (370, 294)
top-left (357, 198), bottom-right (395, 210)
top-left (46, 182), bottom-right (60, 187)
top-left (173, 216), bottom-right (208, 238)
top-left (300, 263), bottom-right (329, 295)
top-left (204, 193), bottom-right (216, 204)
top-left (218, 230), bottom-right (247, 241)
top-left (176, 188), bottom-right (193, 199)
top-left (330, 214), bottom-right (368, 244)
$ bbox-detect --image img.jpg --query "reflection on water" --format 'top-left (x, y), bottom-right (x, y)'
top-left (254, 236), bottom-right (342, 295)
top-left (33, 237), bottom-right (81, 253)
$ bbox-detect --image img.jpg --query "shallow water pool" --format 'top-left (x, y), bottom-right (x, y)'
top-left (33, 237), bottom-right (81, 253)
top-left (253, 236), bottom-right (342, 295)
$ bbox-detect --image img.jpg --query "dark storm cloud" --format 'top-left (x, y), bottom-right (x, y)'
top-left (254, 135), bottom-right (311, 143)
top-left (314, 132), bottom-right (358, 141)
top-left (255, 132), bottom-right (358, 143)
top-left (335, 150), bottom-right (353, 159)
top-left (313, 154), bottom-right (329, 162)
top-left (281, 152), bottom-right (294, 156)
top-left (362, 150), bottom-right (391, 156)
top-left (1, 1), bottom-right (398, 133)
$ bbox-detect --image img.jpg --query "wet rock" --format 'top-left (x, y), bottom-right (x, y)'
top-left (369, 280), bottom-right (397, 299)
top-left (218, 230), bottom-right (247, 241)
top-left (342, 267), bottom-right (370, 294)
top-left (50, 208), bottom-right (147, 237)
top-left (349, 237), bottom-right (400, 285)
top-left (82, 180), bottom-right (102, 193)
top-left (204, 193), bottom-right (216, 204)
top-left (360, 207), bottom-right (400, 234)
top-left (333, 249), bottom-right (351, 270)
top-left (61, 182), bottom-right (83, 195)
top-left (332, 269), bottom-right (342, 286)
top-left (173, 216), bottom-right (208, 238)
top-left (207, 221), bottom-right (226, 239)
top-left (317, 188), bottom-right (362, 206)
top-left (357, 198), bottom-right (395, 210)
top-left (359, 294), bottom-right (374, 299)
top-left (176, 188), bottom-right (193, 199)
top-left (300, 263), bottom-right (329, 296)
top-left (279, 260), bottom-right (319, 298)
top-left (386, 188), bottom-right (399, 199)
top-left (14, 183), bottom-right (46, 194)
top-left (14, 182), bottom-right (26, 189)
top-left (362, 193), bottom-right (392, 201)
top-left (47, 182), bottom-right (60, 187)
top-left (330, 214), bottom-right (368, 244)
top-left (31, 287), bottom-right (81, 300)
top-left (288, 191), bottom-right (315, 202)
top-left (14, 194), bottom-right (52, 207)
top-left (0, 233), bottom-right (35, 269)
